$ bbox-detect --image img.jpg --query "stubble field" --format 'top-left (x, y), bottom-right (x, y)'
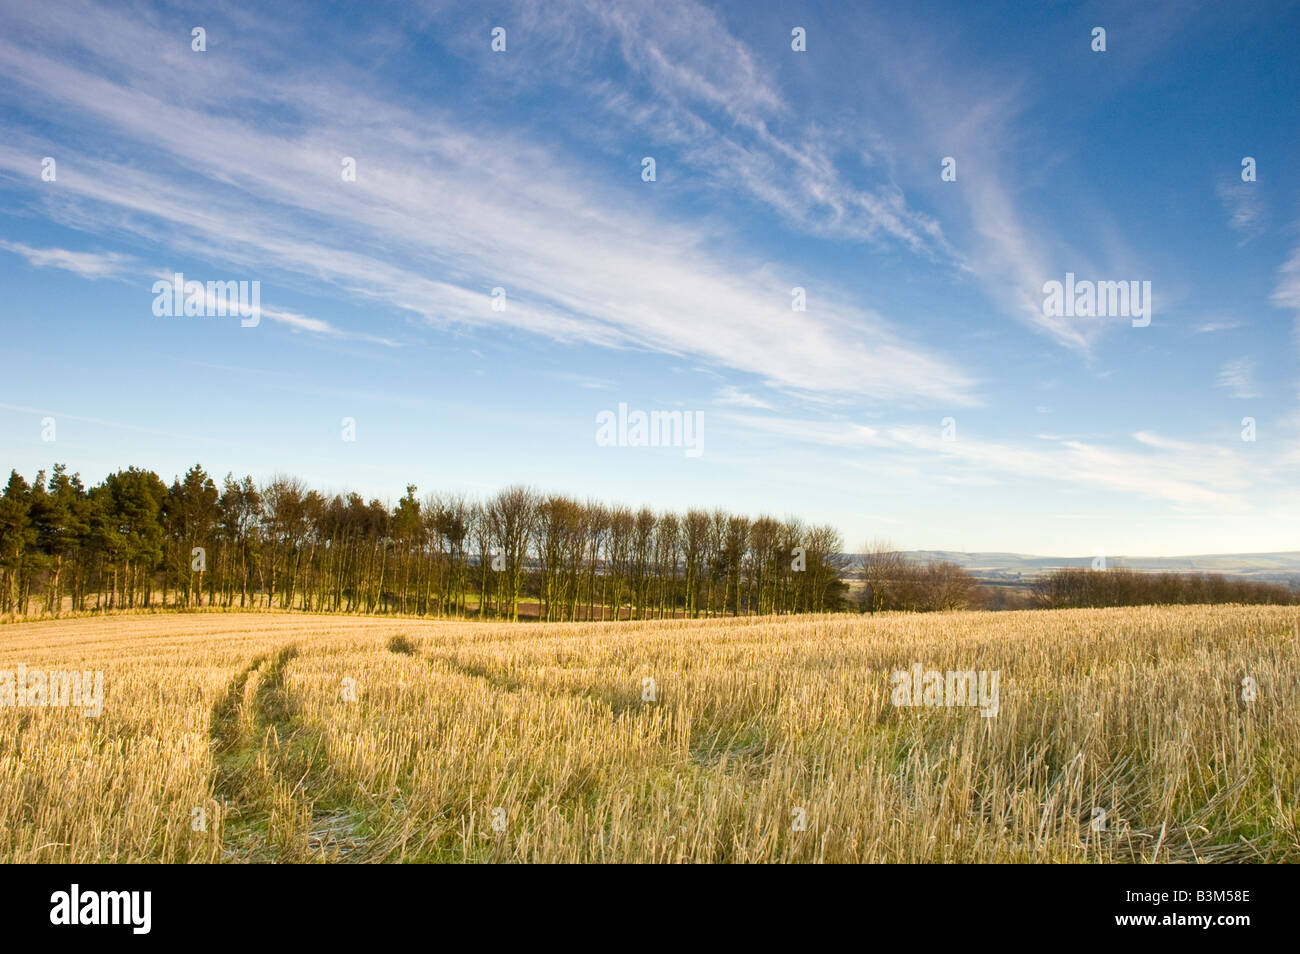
top-left (1, 605), bottom-right (1296, 863)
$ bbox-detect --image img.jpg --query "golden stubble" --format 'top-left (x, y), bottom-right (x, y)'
top-left (0, 606), bottom-right (1295, 863)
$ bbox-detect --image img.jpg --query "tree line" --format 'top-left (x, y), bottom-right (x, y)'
top-left (856, 543), bottom-right (984, 612)
top-left (0, 463), bottom-right (849, 621)
top-left (1030, 567), bottom-right (1297, 608)
top-left (3, 463), bottom-right (1293, 622)
top-left (854, 544), bottom-right (1297, 611)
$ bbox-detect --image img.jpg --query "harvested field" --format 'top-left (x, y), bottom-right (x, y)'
top-left (1, 606), bottom-right (1296, 863)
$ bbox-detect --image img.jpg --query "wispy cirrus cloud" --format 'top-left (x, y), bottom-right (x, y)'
top-left (713, 385), bottom-right (774, 410)
top-left (465, 0), bottom-right (953, 254)
top-left (1215, 357), bottom-right (1261, 399)
top-left (1217, 177), bottom-right (1265, 241)
top-left (0, 4), bottom-right (977, 407)
top-left (0, 241), bottom-right (401, 347)
top-left (1192, 318), bottom-right (1244, 334)
top-left (1272, 243), bottom-right (1300, 363)
top-left (2, 237), bottom-right (391, 341)
top-left (723, 410), bottom-right (1258, 511)
top-left (0, 239), bottom-right (133, 279)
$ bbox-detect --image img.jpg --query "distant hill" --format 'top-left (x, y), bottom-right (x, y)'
top-left (844, 551), bottom-right (1300, 587)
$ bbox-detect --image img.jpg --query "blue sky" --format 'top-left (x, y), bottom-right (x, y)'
top-left (1, 0), bottom-right (1298, 556)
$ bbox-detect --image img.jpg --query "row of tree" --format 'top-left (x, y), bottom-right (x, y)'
top-left (1030, 567), bottom-right (1297, 608)
top-left (3, 464), bottom-right (1293, 622)
top-left (0, 464), bottom-right (850, 621)
top-left (856, 544), bottom-right (983, 612)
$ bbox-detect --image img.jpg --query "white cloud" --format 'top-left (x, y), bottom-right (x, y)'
top-left (713, 386), bottom-right (774, 410)
top-left (0, 10), bottom-right (977, 407)
top-left (1215, 357), bottom-right (1261, 399)
top-left (1216, 178), bottom-right (1264, 240)
top-left (1272, 244), bottom-right (1300, 368)
top-left (539, 0), bottom-right (952, 252)
top-left (725, 411), bottom-right (1257, 510)
top-left (143, 269), bottom-right (398, 346)
top-left (1192, 318), bottom-right (1243, 334)
top-left (545, 372), bottom-right (616, 391)
top-left (0, 240), bottom-right (132, 279)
